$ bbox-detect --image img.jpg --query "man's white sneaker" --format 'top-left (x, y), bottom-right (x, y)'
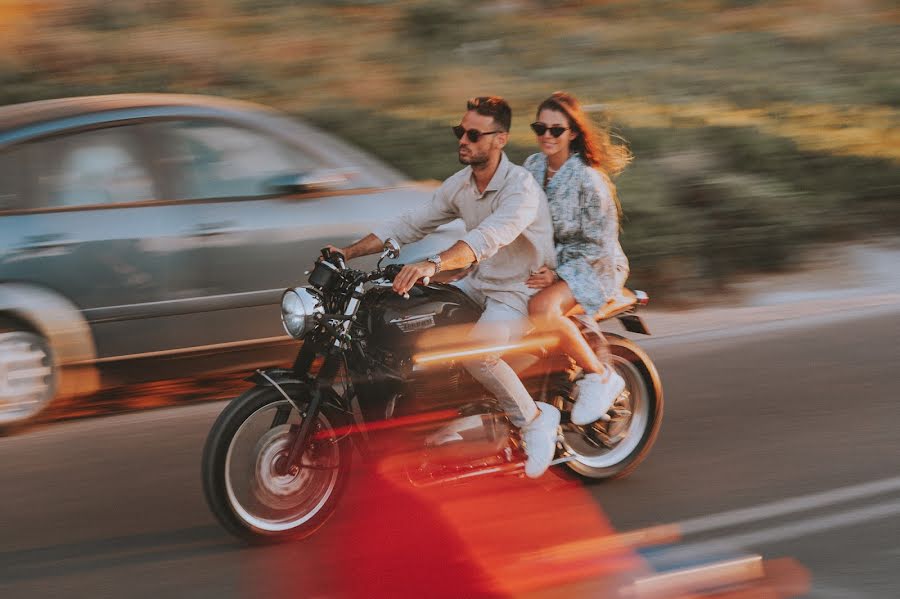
top-left (521, 403), bottom-right (560, 479)
top-left (571, 369), bottom-right (625, 425)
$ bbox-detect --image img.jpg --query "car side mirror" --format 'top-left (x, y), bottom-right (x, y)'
top-left (266, 169), bottom-right (355, 194)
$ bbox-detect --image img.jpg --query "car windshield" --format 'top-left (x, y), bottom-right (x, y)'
top-left (264, 114), bottom-right (408, 189)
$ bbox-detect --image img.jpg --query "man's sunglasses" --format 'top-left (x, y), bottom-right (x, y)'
top-left (453, 125), bottom-right (502, 143)
top-left (530, 122), bottom-right (570, 138)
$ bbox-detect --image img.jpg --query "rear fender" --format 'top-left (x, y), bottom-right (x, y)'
top-left (605, 333), bottom-right (663, 405)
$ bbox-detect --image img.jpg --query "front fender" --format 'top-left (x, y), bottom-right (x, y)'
top-left (245, 368), bottom-right (303, 388)
top-left (0, 283), bottom-right (99, 397)
top-left (247, 368), bottom-right (349, 415)
top-left (247, 368), bottom-right (357, 446)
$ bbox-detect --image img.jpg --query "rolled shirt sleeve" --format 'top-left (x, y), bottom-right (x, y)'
top-left (370, 153), bottom-right (556, 315)
top-left (371, 184), bottom-right (458, 245)
top-left (461, 188), bottom-right (538, 263)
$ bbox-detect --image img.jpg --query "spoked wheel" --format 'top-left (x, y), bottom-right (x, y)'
top-left (202, 386), bottom-right (351, 543)
top-left (0, 329), bottom-right (57, 432)
top-left (556, 335), bottom-right (663, 480)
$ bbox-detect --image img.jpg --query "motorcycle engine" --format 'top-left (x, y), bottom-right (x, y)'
top-left (411, 369), bottom-right (462, 407)
top-left (425, 411), bottom-right (514, 462)
top-left (364, 283), bottom-right (517, 463)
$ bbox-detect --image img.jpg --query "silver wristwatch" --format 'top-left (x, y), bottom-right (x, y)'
top-left (426, 254), bottom-right (442, 274)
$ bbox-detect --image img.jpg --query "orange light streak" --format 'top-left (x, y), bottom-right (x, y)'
top-left (314, 408), bottom-right (459, 440)
top-left (413, 334), bottom-right (559, 366)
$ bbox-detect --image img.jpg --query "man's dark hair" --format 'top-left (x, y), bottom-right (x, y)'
top-left (466, 96), bottom-right (511, 132)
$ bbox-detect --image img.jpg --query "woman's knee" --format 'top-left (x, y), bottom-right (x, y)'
top-left (528, 291), bottom-right (563, 319)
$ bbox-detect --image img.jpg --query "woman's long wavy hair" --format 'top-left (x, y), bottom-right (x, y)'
top-left (536, 91), bottom-right (632, 216)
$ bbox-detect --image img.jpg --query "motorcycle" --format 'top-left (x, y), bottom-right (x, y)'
top-left (202, 240), bottom-right (663, 543)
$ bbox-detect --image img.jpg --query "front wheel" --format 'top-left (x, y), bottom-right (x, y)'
top-left (202, 384), bottom-right (352, 544)
top-left (556, 335), bottom-right (663, 480)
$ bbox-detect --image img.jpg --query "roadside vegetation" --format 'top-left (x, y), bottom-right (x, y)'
top-left (2, 0), bottom-right (897, 301)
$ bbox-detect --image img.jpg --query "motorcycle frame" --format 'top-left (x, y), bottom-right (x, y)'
top-left (259, 328), bottom-right (568, 473)
top-left (258, 257), bottom-right (650, 474)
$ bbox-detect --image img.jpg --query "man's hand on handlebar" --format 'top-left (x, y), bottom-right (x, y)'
top-left (321, 245), bottom-right (347, 260)
top-left (393, 261), bottom-right (437, 296)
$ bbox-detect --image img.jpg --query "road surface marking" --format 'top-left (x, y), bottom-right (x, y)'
top-left (666, 499), bottom-right (900, 560)
top-left (677, 475), bottom-right (900, 535)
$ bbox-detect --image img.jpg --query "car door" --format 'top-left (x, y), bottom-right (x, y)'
top-left (147, 117), bottom-right (370, 347)
top-left (150, 116), bottom-right (464, 349)
top-left (3, 123), bottom-right (206, 359)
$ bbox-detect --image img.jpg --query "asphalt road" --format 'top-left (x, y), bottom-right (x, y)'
top-left (1, 305), bottom-right (898, 598)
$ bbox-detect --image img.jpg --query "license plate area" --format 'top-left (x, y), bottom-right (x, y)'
top-left (619, 314), bottom-right (650, 335)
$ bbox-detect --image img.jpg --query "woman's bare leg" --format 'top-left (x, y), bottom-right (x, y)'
top-left (528, 280), bottom-right (607, 374)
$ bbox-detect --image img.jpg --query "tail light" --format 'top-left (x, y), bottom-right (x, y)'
top-left (635, 290), bottom-right (650, 306)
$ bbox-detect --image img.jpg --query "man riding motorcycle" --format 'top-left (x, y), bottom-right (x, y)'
top-left (326, 96), bottom-right (613, 478)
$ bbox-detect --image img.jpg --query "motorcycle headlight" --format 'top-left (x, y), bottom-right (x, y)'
top-left (281, 287), bottom-right (323, 339)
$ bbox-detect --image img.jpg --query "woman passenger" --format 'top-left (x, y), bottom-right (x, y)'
top-left (523, 91), bottom-right (631, 425)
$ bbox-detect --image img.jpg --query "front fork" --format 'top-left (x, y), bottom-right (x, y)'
top-left (279, 351), bottom-right (343, 475)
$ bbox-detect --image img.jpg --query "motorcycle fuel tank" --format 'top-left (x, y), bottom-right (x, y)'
top-left (366, 283), bottom-right (481, 351)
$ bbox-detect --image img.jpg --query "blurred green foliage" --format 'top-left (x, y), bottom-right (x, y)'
top-left (303, 105), bottom-right (898, 298)
top-left (69, 0), bottom-right (200, 30)
top-left (404, 0), bottom-right (477, 46)
top-left (2, 0), bottom-right (897, 301)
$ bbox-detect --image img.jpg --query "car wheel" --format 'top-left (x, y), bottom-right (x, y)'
top-left (0, 327), bottom-right (58, 432)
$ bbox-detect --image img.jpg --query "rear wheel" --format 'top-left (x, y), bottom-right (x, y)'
top-left (0, 326), bottom-right (57, 432)
top-left (202, 385), bottom-right (351, 543)
top-left (557, 335), bottom-right (663, 480)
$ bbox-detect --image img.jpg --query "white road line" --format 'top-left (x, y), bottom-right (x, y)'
top-left (807, 584), bottom-right (876, 599)
top-left (667, 499), bottom-right (900, 560)
top-left (677, 476), bottom-right (900, 535)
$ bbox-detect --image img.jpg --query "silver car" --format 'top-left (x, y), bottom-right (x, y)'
top-left (0, 93), bottom-right (462, 431)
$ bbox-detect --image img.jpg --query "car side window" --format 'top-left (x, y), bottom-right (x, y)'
top-left (30, 126), bottom-right (156, 208)
top-left (0, 145), bottom-right (28, 211)
top-left (159, 120), bottom-right (325, 200)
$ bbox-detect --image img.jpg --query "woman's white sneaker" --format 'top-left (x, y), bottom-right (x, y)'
top-left (571, 370), bottom-right (625, 425)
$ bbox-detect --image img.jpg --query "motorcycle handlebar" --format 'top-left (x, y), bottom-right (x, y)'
top-left (368, 264), bottom-right (434, 288)
top-left (353, 263), bottom-right (429, 299)
top-left (318, 247), bottom-right (346, 271)
top-left (382, 264), bottom-right (403, 280)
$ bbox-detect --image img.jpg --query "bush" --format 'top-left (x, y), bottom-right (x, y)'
top-left (66, 0), bottom-right (203, 30)
top-left (301, 106), bottom-right (459, 181)
top-left (403, 0), bottom-right (477, 48)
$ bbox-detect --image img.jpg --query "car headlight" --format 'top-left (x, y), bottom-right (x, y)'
top-left (281, 287), bottom-right (323, 339)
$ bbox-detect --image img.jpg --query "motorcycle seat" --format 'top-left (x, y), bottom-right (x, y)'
top-left (506, 290), bottom-right (641, 373)
top-left (566, 288), bottom-right (638, 323)
top-left (413, 289), bottom-right (642, 373)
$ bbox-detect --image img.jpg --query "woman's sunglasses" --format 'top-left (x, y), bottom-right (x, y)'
top-left (530, 122), bottom-right (570, 138)
top-left (453, 125), bottom-right (501, 143)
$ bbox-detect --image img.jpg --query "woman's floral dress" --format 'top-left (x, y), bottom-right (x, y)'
top-left (523, 152), bottom-right (628, 315)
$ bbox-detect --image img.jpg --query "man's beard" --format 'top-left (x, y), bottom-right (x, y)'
top-left (458, 148), bottom-right (489, 166)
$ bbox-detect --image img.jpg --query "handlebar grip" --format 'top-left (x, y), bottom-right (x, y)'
top-left (383, 264), bottom-right (403, 280)
top-left (320, 247), bottom-right (346, 270)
